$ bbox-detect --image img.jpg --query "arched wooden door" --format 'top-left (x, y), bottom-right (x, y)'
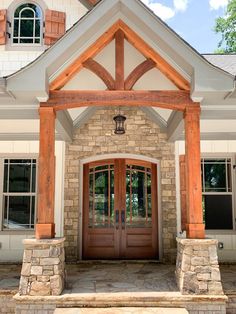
top-left (83, 158), bottom-right (158, 259)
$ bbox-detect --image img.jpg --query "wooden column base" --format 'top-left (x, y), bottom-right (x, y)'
top-left (36, 223), bottom-right (55, 239)
top-left (186, 223), bottom-right (205, 239)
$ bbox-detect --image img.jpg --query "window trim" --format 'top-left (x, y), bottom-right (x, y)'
top-left (12, 2), bottom-right (43, 46)
top-left (201, 153), bottom-right (236, 233)
top-left (0, 154), bottom-right (38, 233)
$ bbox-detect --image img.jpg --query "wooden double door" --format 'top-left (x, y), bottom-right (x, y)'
top-left (83, 159), bottom-right (158, 259)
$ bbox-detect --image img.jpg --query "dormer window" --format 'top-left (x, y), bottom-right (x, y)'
top-left (13, 3), bottom-right (42, 45)
top-left (0, 1), bottom-right (66, 48)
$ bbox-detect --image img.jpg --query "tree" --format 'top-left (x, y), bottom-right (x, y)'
top-left (215, 0), bottom-right (236, 53)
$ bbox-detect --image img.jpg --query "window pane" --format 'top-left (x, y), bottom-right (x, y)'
top-left (35, 19), bottom-right (41, 37)
top-left (147, 173), bottom-right (152, 221)
top-left (15, 4), bottom-right (40, 17)
top-left (20, 8), bottom-right (35, 18)
top-left (227, 162), bottom-right (232, 192)
top-left (3, 164), bottom-right (8, 192)
top-left (203, 195), bottom-right (233, 229)
top-left (32, 163), bottom-right (36, 192)
top-left (94, 171), bottom-right (108, 226)
top-left (20, 38), bottom-right (34, 44)
top-left (31, 196), bottom-right (35, 228)
top-left (3, 196), bottom-right (8, 227)
top-left (204, 162), bottom-right (226, 192)
top-left (4, 196), bottom-right (31, 229)
top-left (20, 20), bottom-right (34, 38)
top-left (13, 20), bottom-right (19, 38)
top-left (9, 163), bottom-right (31, 192)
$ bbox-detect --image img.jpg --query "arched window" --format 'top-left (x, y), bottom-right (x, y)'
top-left (13, 3), bottom-right (42, 44)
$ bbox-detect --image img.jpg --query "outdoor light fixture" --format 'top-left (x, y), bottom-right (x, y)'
top-left (113, 112), bottom-right (126, 135)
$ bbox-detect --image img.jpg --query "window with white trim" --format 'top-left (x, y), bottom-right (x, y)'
top-left (12, 3), bottom-right (42, 44)
top-left (201, 157), bottom-right (234, 230)
top-left (1, 158), bottom-right (37, 230)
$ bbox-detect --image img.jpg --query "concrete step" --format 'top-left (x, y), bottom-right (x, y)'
top-left (54, 308), bottom-right (189, 314)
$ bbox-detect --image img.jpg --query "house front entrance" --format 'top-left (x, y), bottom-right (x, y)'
top-left (83, 158), bottom-right (158, 259)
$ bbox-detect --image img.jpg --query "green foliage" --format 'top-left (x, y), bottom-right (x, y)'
top-left (215, 0), bottom-right (236, 53)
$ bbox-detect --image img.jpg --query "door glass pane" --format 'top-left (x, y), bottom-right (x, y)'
top-left (126, 165), bottom-right (152, 228)
top-left (88, 165), bottom-right (114, 228)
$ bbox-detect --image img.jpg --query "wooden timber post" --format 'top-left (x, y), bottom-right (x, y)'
top-left (36, 106), bottom-right (56, 239)
top-left (184, 104), bottom-right (205, 239)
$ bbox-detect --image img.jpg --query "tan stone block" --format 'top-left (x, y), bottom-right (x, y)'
top-left (197, 272), bottom-right (211, 281)
top-left (23, 250), bottom-right (32, 263)
top-left (50, 275), bottom-right (64, 295)
top-left (32, 249), bottom-right (50, 258)
top-left (21, 263), bottom-right (31, 276)
top-left (208, 281), bottom-right (224, 295)
top-left (31, 266), bottom-right (43, 276)
top-left (19, 276), bottom-right (29, 295)
top-left (37, 275), bottom-right (50, 282)
top-left (211, 268), bottom-right (221, 281)
top-left (30, 281), bottom-right (51, 296)
top-left (43, 270), bottom-right (54, 276)
top-left (40, 258), bottom-right (60, 266)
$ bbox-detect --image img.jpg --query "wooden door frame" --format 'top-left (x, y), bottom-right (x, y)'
top-left (78, 153), bottom-right (162, 261)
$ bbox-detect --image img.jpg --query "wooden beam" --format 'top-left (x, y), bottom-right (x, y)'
top-left (115, 29), bottom-right (125, 90)
top-left (118, 20), bottom-right (190, 91)
top-left (36, 107), bottom-right (56, 239)
top-left (50, 21), bottom-right (120, 90)
top-left (83, 58), bottom-right (115, 90)
top-left (184, 104), bottom-right (205, 239)
top-left (45, 90), bottom-right (193, 111)
top-left (125, 59), bottom-right (156, 90)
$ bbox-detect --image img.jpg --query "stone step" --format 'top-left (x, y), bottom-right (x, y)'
top-left (54, 308), bottom-right (189, 314)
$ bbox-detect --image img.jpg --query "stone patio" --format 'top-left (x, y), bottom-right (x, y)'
top-left (0, 262), bottom-right (236, 313)
top-left (0, 262), bottom-right (236, 293)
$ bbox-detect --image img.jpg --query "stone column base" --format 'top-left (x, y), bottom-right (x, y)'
top-left (176, 238), bottom-right (224, 295)
top-left (19, 238), bottom-right (65, 296)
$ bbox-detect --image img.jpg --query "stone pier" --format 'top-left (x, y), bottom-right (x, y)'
top-left (19, 238), bottom-right (65, 296)
top-left (176, 238), bottom-right (224, 295)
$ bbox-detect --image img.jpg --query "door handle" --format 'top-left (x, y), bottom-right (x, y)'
top-left (115, 210), bottom-right (119, 229)
top-left (121, 210), bottom-right (125, 229)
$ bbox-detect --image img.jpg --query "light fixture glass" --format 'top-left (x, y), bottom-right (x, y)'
top-left (113, 113), bottom-right (126, 135)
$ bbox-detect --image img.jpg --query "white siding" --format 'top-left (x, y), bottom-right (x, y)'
top-left (0, 140), bottom-right (65, 262)
top-left (175, 140), bottom-right (236, 262)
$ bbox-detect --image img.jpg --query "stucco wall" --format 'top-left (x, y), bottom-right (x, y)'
top-left (64, 107), bottom-right (176, 262)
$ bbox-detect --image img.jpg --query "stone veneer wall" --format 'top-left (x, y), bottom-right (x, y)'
top-left (176, 238), bottom-right (224, 295)
top-left (19, 239), bottom-right (65, 296)
top-left (64, 107), bottom-right (176, 262)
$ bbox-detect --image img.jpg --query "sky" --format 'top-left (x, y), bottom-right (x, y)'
top-left (140, 0), bottom-right (229, 53)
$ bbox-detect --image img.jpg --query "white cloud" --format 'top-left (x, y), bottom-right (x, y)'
top-left (141, 0), bottom-right (189, 21)
top-left (209, 0), bottom-right (229, 10)
top-left (173, 0), bottom-right (189, 12)
top-left (149, 3), bottom-right (175, 20)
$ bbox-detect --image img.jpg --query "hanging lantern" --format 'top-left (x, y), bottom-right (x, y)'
top-left (113, 114), bottom-right (126, 135)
